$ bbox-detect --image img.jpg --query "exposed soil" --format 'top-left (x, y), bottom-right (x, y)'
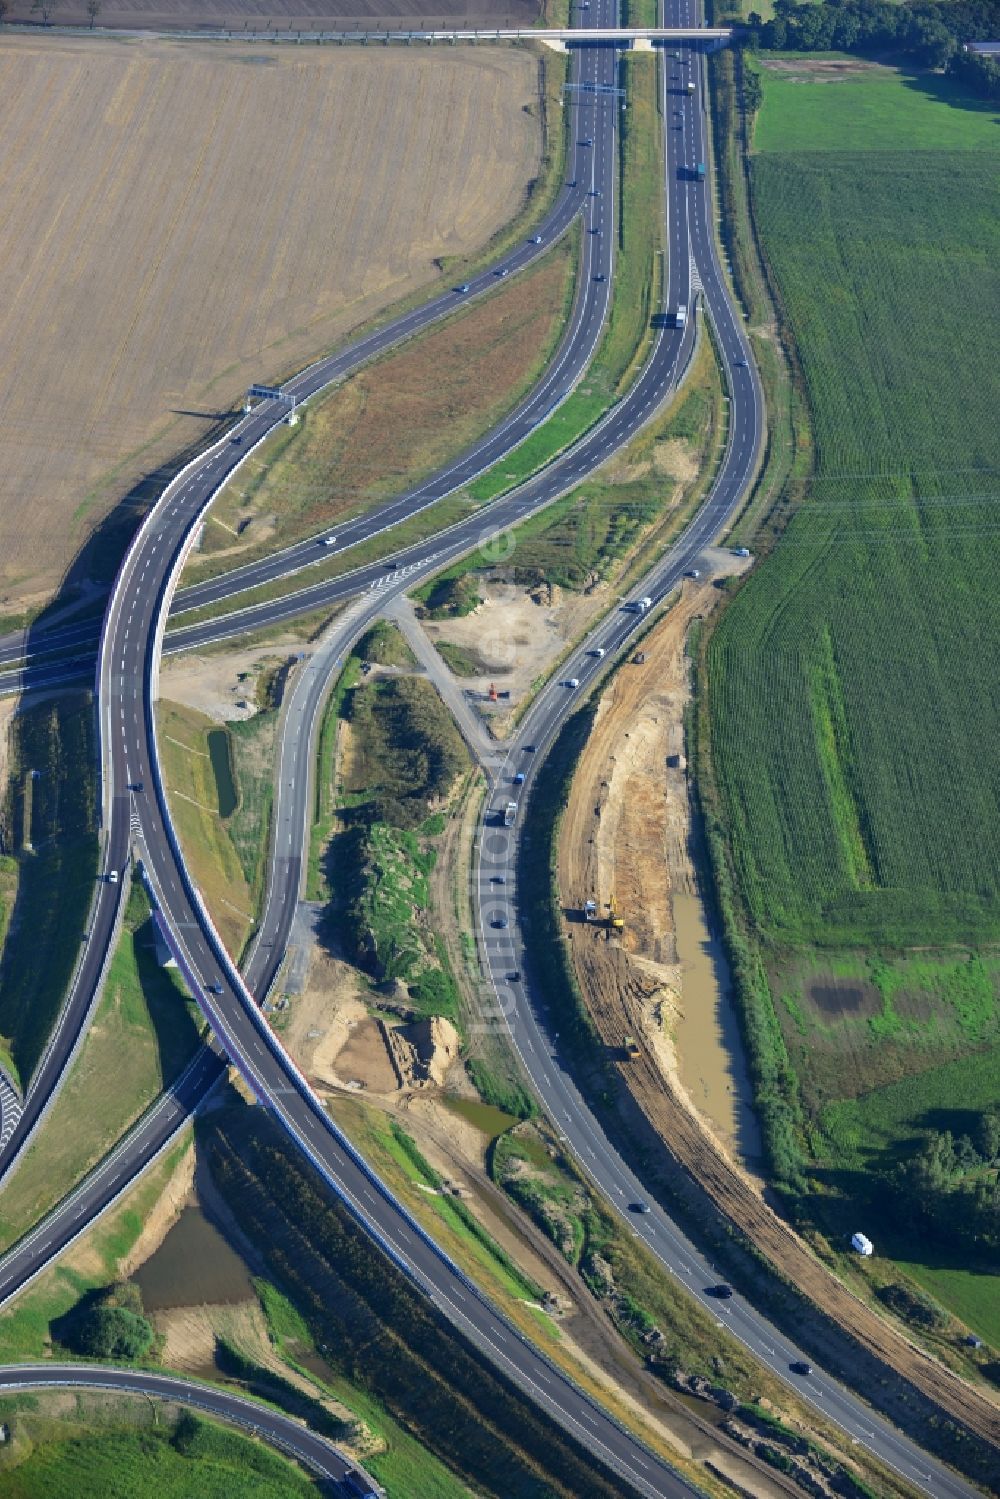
top-left (807, 978), bottom-right (880, 1019)
top-left (556, 608), bottom-right (1000, 1450)
top-left (0, 34), bottom-right (541, 615)
top-left (423, 579), bottom-right (611, 736)
top-left (558, 575), bottom-right (761, 1168)
top-left (758, 58), bottom-right (882, 81)
top-left (159, 635), bottom-right (312, 722)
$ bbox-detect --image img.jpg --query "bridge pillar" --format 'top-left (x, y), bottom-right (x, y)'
top-left (630, 36), bottom-right (653, 50)
top-left (540, 36), bottom-right (567, 51)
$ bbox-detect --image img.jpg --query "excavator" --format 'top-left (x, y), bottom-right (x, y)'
top-left (606, 892), bottom-right (624, 937)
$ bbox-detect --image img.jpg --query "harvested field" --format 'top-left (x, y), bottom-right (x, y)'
top-left (4, 0), bottom-right (542, 30)
top-left (0, 34), bottom-right (542, 617)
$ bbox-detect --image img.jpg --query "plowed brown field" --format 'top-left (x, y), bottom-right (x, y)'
top-left (0, 34), bottom-right (541, 614)
top-left (558, 602), bottom-right (1000, 1459)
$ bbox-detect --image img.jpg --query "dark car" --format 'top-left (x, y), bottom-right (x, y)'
top-left (129, 780), bottom-right (144, 793)
top-left (629, 1201), bottom-right (651, 1214)
top-left (708, 1283), bottom-right (734, 1299)
top-left (581, 137), bottom-right (593, 147)
top-left (594, 273), bottom-right (606, 283)
top-left (523, 744), bottom-right (536, 752)
top-left (506, 970), bottom-right (521, 983)
top-left (493, 914), bottom-right (509, 929)
top-left (790, 1361), bottom-right (813, 1377)
top-left (386, 561), bottom-right (399, 570)
top-left (230, 435), bottom-right (242, 445)
top-left (206, 982), bottom-right (223, 995)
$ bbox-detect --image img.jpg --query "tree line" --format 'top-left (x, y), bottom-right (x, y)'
top-left (744, 0), bottom-right (1000, 102)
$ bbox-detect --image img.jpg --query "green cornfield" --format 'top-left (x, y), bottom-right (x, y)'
top-left (709, 140), bottom-right (1000, 948)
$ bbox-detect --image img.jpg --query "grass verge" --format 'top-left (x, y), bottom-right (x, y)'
top-left (0, 885), bottom-right (202, 1255)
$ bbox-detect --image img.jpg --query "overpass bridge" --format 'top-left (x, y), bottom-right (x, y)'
top-left (213, 25), bottom-right (733, 49)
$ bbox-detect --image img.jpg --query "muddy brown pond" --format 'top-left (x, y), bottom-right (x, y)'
top-left (134, 1205), bottom-right (253, 1311)
top-left (672, 891), bottom-right (762, 1169)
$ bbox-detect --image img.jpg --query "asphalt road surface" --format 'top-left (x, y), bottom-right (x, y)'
top-left (0, 15), bottom-right (984, 1499)
top-left (0, 0), bottom-right (622, 1169)
top-left (0, 1363), bottom-right (378, 1489)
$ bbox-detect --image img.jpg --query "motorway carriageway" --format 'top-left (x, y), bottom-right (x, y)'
top-left (0, 10), bottom-right (705, 1499)
top-left (0, 3), bottom-right (621, 1176)
top-left (0, 13), bottom-right (985, 1498)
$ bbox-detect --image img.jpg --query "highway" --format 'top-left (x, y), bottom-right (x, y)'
top-left (0, 5), bottom-right (621, 1172)
top-left (0, 10), bottom-right (705, 1498)
top-left (0, 12), bottom-right (988, 1498)
top-left (0, 1363), bottom-right (381, 1490)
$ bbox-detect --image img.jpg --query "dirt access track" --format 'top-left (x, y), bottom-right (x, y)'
top-left (557, 592), bottom-right (1000, 1455)
top-left (0, 34), bottom-right (541, 617)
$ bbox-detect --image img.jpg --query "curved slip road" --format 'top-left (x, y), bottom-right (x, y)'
top-left (0, 1363), bottom-right (380, 1490)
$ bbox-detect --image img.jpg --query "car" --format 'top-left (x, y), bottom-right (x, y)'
top-left (523, 744), bottom-right (535, 753)
top-left (590, 647), bottom-right (605, 659)
top-left (733, 546), bottom-right (751, 559)
top-left (513, 771), bottom-right (525, 784)
top-left (629, 1201), bottom-right (651, 1214)
top-left (322, 535), bottom-right (337, 547)
top-left (230, 434), bottom-right (242, 445)
top-left (507, 970), bottom-right (521, 982)
top-left (581, 137), bottom-right (593, 147)
top-left (496, 267), bottom-right (510, 278)
top-left (567, 677), bottom-right (580, 689)
top-left (590, 226), bottom-right (601, 235)
top-left (708, 1283), bottom-right (734, 1299)
top-left (790, 1361), bottom-right (813, 1377)
top-left (493, 915), bottom-right (509, 929)
top-left (129, 780), bottom-right (144, 793)
top-left (530, 234), bottom-right (543, 245)
top-left (567, 178), bottom-right (577, 189)
top-left (735, 357), bottom-right (748, 368)
top-left (386, 561), bottom-right (399, 570)
top-left (594, 273), bottom-right (606, 283)
top-left (685, 568), bottom-right (700, 580)
top-left (491, 874), bottom-right (507, 884)
top-left (456, 283), bottom-right (470, 294)
top-left (589, 188), bottom-right (601, 197)
top-left (206, 982), bottom-right (224, 995)
top-left (107, 870), bottom-right (119, 885)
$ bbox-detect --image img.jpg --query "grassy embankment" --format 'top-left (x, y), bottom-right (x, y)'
top-left (0, 1406), bottom-right (317, 1499)
top-left (309, 624), bottom-right (471, 1023)
top-left (180, 227), bottom-right (578, 593)
top-left (157, 687), bottom-right (282, 963)
top-left (0, 693), bottom-right (99, 1090)
top-left (0, 1134), bottom-right (191, 1364)
top-left (0, 884), bottom-right (202, 1255)
top-left (460, 48), bottom-right (664, 505)
top-left (415, 329), bottom-right (721, 615)
top-left (699, 59), bottom-right (1000, 1341)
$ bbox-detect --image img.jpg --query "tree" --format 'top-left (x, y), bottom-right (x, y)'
top-left (73, 1305), bottom-right (154, 1360)
top-left (0, 2), bottom-right (9, 27)
top-left (31, 0), bottom-right (56, 21)
top-left (977, 1111), bottom-right (1000, 1165)
top-left (86, 0), bottom-right (102, 26)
